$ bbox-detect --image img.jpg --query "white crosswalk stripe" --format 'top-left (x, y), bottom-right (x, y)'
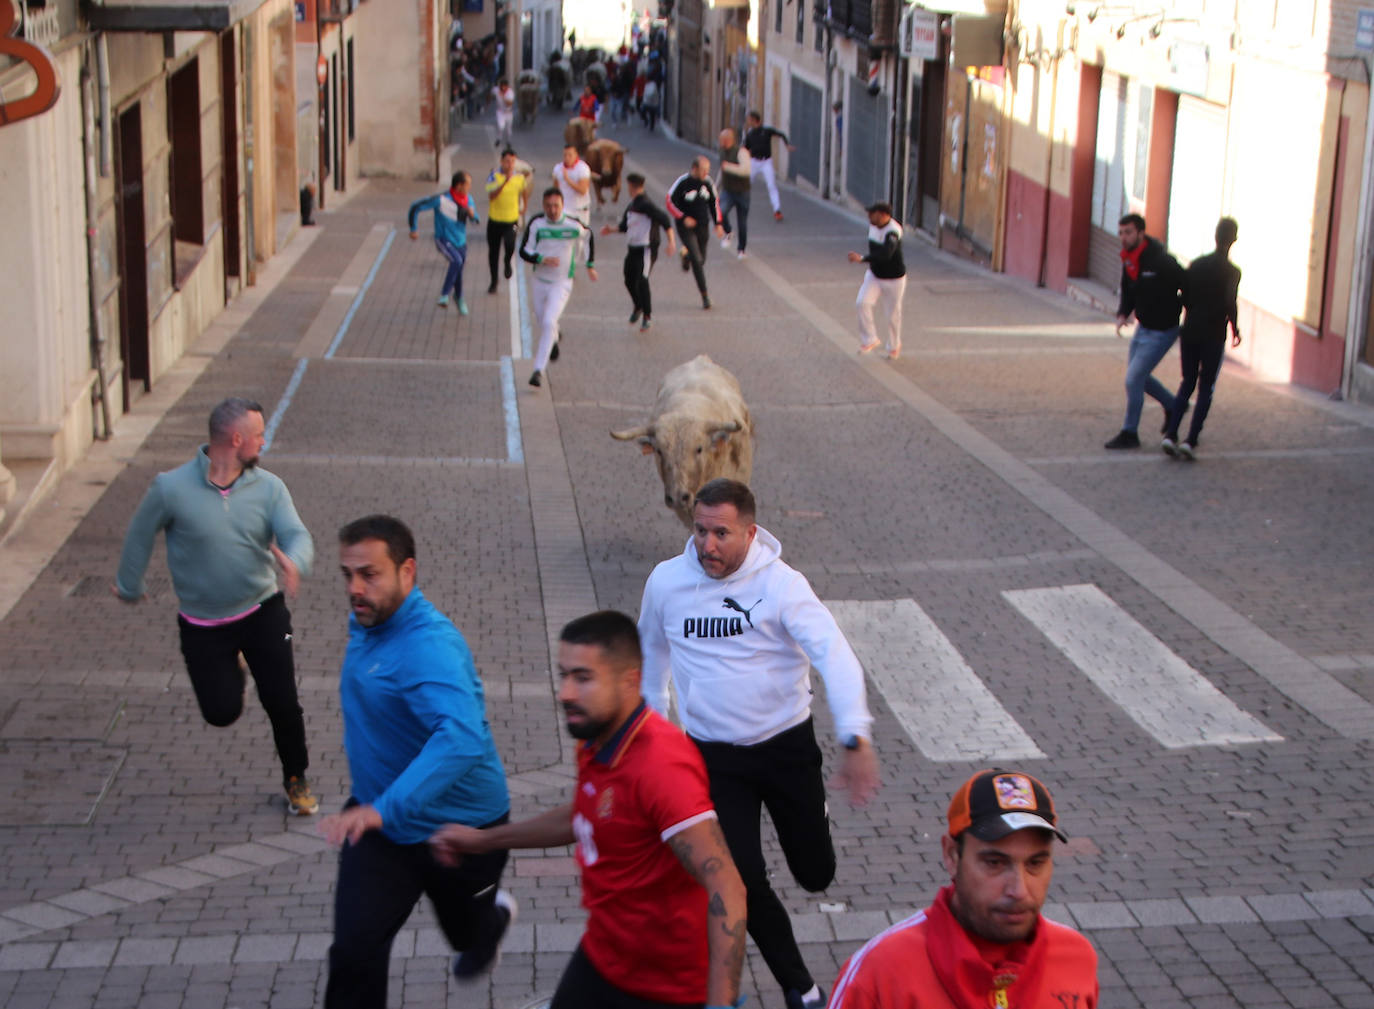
top-left (826, 599), bottom-right (1045, 762)
top-left (1002, 584), bottom-right (1283, 748)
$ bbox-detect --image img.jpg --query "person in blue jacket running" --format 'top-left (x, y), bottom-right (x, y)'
top-left (408, 171), bottom-right (480, 314)
top-left (321, 514), bottom-right (514, 1009)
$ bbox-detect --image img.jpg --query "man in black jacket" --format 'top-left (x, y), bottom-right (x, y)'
top-left (1162, 217), bottom-right (1242, 460)
top-left (847, 202), bottom-right (907, 360)
top-left (666, 156), bottom-right (724, 309)
top-left (1105, 213), bottom-right (1185, 449)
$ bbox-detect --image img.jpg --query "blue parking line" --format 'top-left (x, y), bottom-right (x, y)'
top-left (263, 359), bottom-right (309, 454)
top-left (325, 228), bottom-right (396, 359)
top-left (500, 356), bottom-right (524, 464)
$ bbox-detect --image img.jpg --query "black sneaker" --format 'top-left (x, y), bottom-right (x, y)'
top-left (702, 295), bottom-right (712, 310)
top-left (528, 370), bottom-right (542, 387)
top-left (640, 316), bottom-right (651, 331)
top-left (681, 250), bottom-right (690, 272)
top-left (1103, 430), bottom-right (1140, 450)
top-left (488, 282), bottom-right (498, 295)
top-left (550, 338), bottom-right (560, 361)
top-left (452, 890), bottom-right (517, 982)
top-left (629, 309), bottom-right (642, 324)
top-left (505, 263), bottom-right (513, 279)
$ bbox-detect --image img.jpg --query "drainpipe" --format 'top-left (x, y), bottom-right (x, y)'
top-left (821, 29), bottom-right (835, 199)
top-left (1035, 26), bottom-right (1061, 287)
top-left (242, 24), bottom-right (257, 285)
top-left (81, 43), bottom-right (112, 440)
top-left (96, 32), bottom-right (111, 176)
top-left (1343, 62), bottom-right (1374, 400)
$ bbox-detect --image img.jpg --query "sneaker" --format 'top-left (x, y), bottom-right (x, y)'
top-left (285, 776), bottom-right (318, 816)
top-left (437, 294), bottom-right (450, 308)
top-left (629, 309), bottom-right (642, 324)
top-left (886, 348), bottom-right (900, 361)
top-left (505, 263), bottom-right (513, 279)
top-left (774, 210), bottom-right (784, 222)
top-left (457, 298), bottom-right (469, 316)
top-left (702, 295), bottom-right (712, 310)
top-left (640, 316), bottom-right (652, 331)
top-left (528, 370), bottom-right (542, 387)
top-left (1177, 440), bottom-right (1197, 460)
top-left (1160, 436), bottom-right (1178, 457)
top-left (858, 339), bottom-right (880, 354)
top-left (452, 890), bottom-right (518, 982)
top-left (550, 340), bottom-right (560, 362)
top-left (737, 250), bottom-right (747, 259)
top-left (784, 986), bottom-right (826, 1009)
top-left (487, 282), bottom-right (498, 294)
top-left (720, 236), bottom-right (731, 249)
top-left (1104, 430), bottom-right (1141, 450)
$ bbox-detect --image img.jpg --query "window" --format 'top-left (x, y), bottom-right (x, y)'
top-left (169, 59), bottom-right (204, 246)
top-left (775, 0), bottom-right (784, 35)
top-left (347, 38), bottom-right (356, 141)
top-left (797, 0), bottom-right (806, 43)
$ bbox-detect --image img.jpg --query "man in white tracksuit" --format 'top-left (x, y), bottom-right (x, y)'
top-left (637, 478), bottom-right (880, 1009)
top-left (847, 201), bottom-right (907, 361)
top-left (519, 187), bottom-right (597, 387)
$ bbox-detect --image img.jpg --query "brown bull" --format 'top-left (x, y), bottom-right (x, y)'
top-left (584, 139), bottom-right (626, 205)
top-left (564, 116), bottom-right (596, 158)
top-left (611, 355), bottom-right (755, 527)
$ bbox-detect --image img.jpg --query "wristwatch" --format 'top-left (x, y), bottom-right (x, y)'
top-left (843, 735), bottom-right (862, 751)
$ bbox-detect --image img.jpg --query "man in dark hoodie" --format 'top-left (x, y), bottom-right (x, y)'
top-left (1105, 213), bottom-right (1185, 449)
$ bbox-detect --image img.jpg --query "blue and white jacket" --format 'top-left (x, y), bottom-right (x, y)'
top-left (408, 188), bottom-right (479, 248)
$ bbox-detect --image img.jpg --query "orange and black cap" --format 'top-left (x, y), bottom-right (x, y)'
top-left (947, 769), bottom-right (1067, 842)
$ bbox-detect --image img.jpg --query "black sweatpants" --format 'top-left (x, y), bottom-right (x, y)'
top-left (692, 719), bottom-right (833, 995)
top-left (487, 219), bottom-right (518, 287)
top-left (325, 806), bottom-right (510, 1009)
top-left (675, 219), bottom-right (710, 296)
top-left (1168, 334), bottom-right (1226, 445)
top-left (624, 245), bottom-right (654, 318)
top-left (550, 944), bottom-right (704, 1009)
top-left (176, 592), bottom-right (307, 784)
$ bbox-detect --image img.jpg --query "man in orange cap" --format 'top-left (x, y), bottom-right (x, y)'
top-left (829, 769), bottom-right (1098, 1008)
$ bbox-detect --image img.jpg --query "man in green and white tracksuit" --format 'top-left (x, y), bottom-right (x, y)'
top-left (519, 186), bottom-right (597, 387)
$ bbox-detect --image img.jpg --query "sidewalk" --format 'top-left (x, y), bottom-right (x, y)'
top-left (0, 105), bottom-right (1371, 1009)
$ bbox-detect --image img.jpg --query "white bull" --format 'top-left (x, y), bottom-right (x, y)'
top-left (611, 355), bottom-right (755, 527)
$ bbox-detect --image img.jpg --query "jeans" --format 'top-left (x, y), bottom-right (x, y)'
top-left (176, 592), bottom-right (308, 784)
top-left (719, 189), bottom-right (749, 252)
top-left (691, 719), bottom-right (832, 995)
top-left (676, 219), bottom-right (710, 295)
top-left (609, 94), bottom-right (627, 124)
top-left (435, 239), bottom-right (466, 298)
top-left (324, 805), bottom-right (509, 1009)
top-left (1122, 324), bottom-right (1179, 432)
top-left (1168, 334), bottom-right (1226, 444)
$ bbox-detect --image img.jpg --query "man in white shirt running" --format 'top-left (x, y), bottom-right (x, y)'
top-left (552, 144), bottom-right (593, 223)
top-left (519, 187), bottom-right (597, 388)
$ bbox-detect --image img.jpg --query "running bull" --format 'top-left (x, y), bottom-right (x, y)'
top-left (584, 139), bottom-right (626, 205)
top-left (611, 355), bottom-right (755, 527)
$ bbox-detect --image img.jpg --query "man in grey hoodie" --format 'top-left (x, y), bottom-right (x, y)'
top-left (637, 478), bottom-right (880, 1009)
top-left (115, 397), bottom-right (318, 815)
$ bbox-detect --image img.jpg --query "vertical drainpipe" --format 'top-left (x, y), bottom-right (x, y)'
top-left (822, 25), bottom-right (834, 199)
top-left (243, 23), bottom-right (257, 285)
top-left (316, 0), bottom-right (326, 209)
top-left (1035, 22), bottom-right (1061, 287)
top-left (81, 42), bottom-right (113, 440)
top-left (1342, 58), bottom-right (1374, 401)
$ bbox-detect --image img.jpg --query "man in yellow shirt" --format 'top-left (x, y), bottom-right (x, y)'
top-left (485, 148), bottom-right (529, 294)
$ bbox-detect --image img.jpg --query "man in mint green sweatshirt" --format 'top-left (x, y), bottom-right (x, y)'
top-left (115, 397), bottom-right (318, 815)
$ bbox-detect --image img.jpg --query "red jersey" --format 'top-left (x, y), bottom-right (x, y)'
top-left (574, 703), bottom-right (717, 1003)
top-left (830, 886), bottom-right (1098, 1009)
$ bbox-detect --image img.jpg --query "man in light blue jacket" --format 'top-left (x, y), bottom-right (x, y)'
top-left (115, 397), bottom-right (317, 815)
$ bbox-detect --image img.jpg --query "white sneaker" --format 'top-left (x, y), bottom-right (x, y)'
top-left (720, 236), bottom-right (731, 249)
top-left (737, 250), bottom-right (747, 259)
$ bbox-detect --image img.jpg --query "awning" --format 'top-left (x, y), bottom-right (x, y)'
top-left (85, 0), bottom-right (270, 32)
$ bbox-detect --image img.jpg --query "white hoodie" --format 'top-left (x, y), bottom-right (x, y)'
top-left (638, 526), bottom-right (873, 746)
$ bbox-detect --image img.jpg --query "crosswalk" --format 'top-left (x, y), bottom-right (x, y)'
top-left (828, 584), bottom-right (1283, 762)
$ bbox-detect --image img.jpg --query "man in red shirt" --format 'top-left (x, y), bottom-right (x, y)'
top-left (432, 610), bottom-right (747, 1009)
top-left (829, 769), bottom-right (1098, 1009)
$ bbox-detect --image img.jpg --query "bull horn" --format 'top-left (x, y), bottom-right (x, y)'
top-left (610, 425), bottom-right (652, 441)
top-left (707, 421), bottom-right (742, 438)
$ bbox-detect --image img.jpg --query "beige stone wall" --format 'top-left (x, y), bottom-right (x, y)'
top-left (355, 0), bottom-right (440, 178)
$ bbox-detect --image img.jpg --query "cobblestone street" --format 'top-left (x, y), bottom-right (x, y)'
top-left (1, 104), bottom-right (1371, 1008)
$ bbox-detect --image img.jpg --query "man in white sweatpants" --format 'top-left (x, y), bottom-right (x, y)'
top-left (847, 201), bottom-right (907, 361)
top-left (519, 187), bottom-right (597, 387)
top-left (742, 111), bottom-right (795, 221)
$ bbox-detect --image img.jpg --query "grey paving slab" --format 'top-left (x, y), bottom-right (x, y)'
top-left (50, 939), bottom-right (117, 969)
top-left (136, 867), bottom-right (217, 891)
top-left (1127, 898), bottom-right (1198, 927)
top-left (0, 943), bottom-right (56, 970)
top-left (1304, 890), bottom-right (1374, 918)
top-left (1067, 901), bottom-right (1139, 929)
top-left (1185, 896), bottom-right (1262, 924)
top-left (1, 903), bottom-right (86, 931)
top-left (1248, 893), bottom-right (1322, 922)
top-left (44, 890), bottom-right (131, 918)
top-left (112, 937), bottom-right (178, 967)
top-left (172, 935), bottom-right (237, 965)
top-left (89, 877), bottom-right (175, 904)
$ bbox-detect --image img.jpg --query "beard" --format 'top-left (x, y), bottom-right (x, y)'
top-left (564, 706), bottom-right (613, 741)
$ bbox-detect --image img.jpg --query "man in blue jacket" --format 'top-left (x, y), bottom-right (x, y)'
top-left (322, 515), bottom-right (513, 1009)
top-left (115, 397), bottom-right (317, 815)
top-left (408, 171), bottom-right (480, 314)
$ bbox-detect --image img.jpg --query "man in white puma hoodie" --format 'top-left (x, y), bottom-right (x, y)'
top-left (638, 478), bottom-right (880, 1009)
